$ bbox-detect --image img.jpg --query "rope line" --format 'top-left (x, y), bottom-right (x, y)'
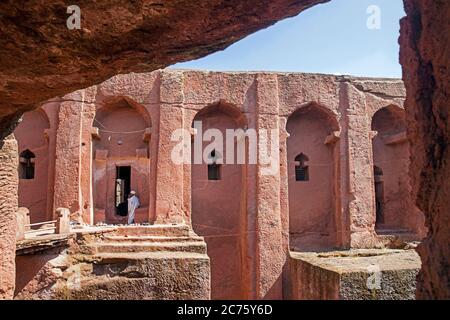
top-left (93, 118), bottom-right (147, 134)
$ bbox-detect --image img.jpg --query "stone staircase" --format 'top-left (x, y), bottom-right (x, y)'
top-left (63, 224), bottom-right (210, 299)
top-left (80, 224), bottom-right (207, 256)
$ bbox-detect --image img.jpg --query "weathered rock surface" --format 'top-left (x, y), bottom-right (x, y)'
top-left (400, 0), bottom-right (450, 299)
top-left (0, 0), bottom-right (329, 139)
top-left (0, 135), bottom-right (18, 299)
top-left (14, 226), bottom-right (210, 300)
top-left (290, 249), bottom-right (421, 300)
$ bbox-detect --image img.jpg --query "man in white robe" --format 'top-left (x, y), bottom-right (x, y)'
top-left (127, 191), bottom-right (140, 224)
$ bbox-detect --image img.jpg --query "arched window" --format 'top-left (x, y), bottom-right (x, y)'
top-left (207, 149), bottom-right (221, 180)
top-left (295, 153), bottom-right (309, 181)
top-left (19, 149), bottom-right (35, 179)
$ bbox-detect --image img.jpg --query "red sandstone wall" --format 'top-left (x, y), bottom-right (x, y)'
top-left (191, 106), bottom-right (246, 299)
top-left (400, 0), bottom-right (450, 299)
top-left (42, 102), bottom-right (60, 222)
top-left (93, 103), bottom-right (151, 223)
top-left (14, 109), bottom-right (50, 223)
top-left (53, 92), bottom-right (85, 221)
top-left (371, 106), bottom-right (410, 230)
top-left (71, 71), bottom-right (413, 299)
top-left (84, 73), bottom-right (160, 224)
top-left (7, 70), bottom-right (417, 300)
top-left (287, 105), bottom-right (339, 250)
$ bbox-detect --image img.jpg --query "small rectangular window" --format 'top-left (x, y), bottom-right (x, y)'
top-left (295, 166), bottom-right (309, 181)
top-left (208, 164), bottom-right (221, 180)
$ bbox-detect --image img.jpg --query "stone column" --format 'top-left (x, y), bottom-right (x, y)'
top-left (154, 71), bottom-right (186, 224)
top-left (254, 74), bottom-right (286, 299)
top-left (79, 102), bottom-right (96, 225)
top-left (339, 81), bottom-right (377, 248)
top-left (331, 132), bottom-right (344, 248)
top-left (42, 101), bottom-right (60, 221)
top-left (243, 87), bottom-right (258, 299)
top-left (0, 134), bottom-right (18, 299)
top-left (53, 91), bottom-right (85, 222)
top-left (279, 117), bottom-right (291, 298)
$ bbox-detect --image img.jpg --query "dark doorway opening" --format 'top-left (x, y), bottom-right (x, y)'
top-left (115, 166), bottom-right (131, 216)
top-left (374, 166), bottom-right (384, 226)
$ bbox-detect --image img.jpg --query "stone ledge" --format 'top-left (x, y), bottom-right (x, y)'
top-left (16, 234), bottom-right (75, 256)
top-left (290, 249), bottom-right (421, 300)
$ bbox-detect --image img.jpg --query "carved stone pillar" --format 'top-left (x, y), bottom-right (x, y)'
top-left (254, 73), bottom-right (286, 299)
top-left (154, 71), bottom-right (186, 224)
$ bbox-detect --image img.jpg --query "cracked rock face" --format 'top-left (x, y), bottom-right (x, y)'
top-left (0, 0), bottom-right (328, 139)
top-left (14, 228), bottom-right (210, 300)
top-left (0, 135), bottom-right (18, 299)
top-left (400, 0), bottom-right (450, 299)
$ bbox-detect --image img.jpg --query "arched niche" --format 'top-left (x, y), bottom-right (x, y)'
top-left (286, 102), bottom-right (340, 251)
top-left (190, 100), bottom-right (248, 300)
top-left (14, 108), bottom-right (51, 224)
top-left (371, 105), bottom-right (410, 231)
top-left (92, 96), bottom-right (152, 224)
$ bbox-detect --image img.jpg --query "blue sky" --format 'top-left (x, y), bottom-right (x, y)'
top-left (170, 0), bottom-right (405, 78)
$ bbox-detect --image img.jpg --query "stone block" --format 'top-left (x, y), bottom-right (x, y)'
top-left (56, 208), bottom-right (70, 234)
top-left (16, 207), bottom-right (30, 241)
top-left (290, 249), bottom-right (421, 300)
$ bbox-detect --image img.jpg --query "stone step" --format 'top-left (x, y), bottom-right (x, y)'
top-left (92, 241), bottom-right (207, 254)
top-left (378, 234), bottom-right (419, 242)
top-left (103, 235), bottom-right (204, 243)
top-left (378, 230), bottom-right (418, 240)
top-left (91, 251), bottom-right (209, 265)
top-left (376, 228), bottom-right (412, 235)
top-left (376, 227), bottom-right (420, 242)
top-left (113, 224), bottom-right (191, 237)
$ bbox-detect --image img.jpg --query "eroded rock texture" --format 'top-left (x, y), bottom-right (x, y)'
top-left (0, 0), bottom-right (329, 139)
top-left (14, 226), bottom-right (210, 300)
top-left (290, 249), bottom-right (421, 300)
top-left (400, 0), bottom-right (450, 299)
top-left (0, 135), bottom-right (18, 299)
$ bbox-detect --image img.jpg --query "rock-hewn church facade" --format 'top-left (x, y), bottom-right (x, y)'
top-left (14, 70), bottom-right (425, 299)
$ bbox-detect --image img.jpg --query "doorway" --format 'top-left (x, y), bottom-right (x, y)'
top-left (374, 166), bottom-right (384, 226)
top-left (115, 166), bottom-right (131, 216)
